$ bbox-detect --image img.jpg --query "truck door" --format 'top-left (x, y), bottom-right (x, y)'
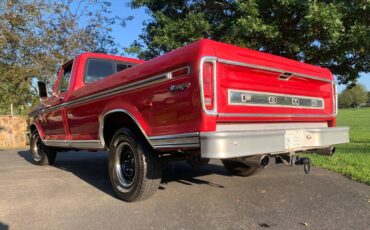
top-left (40, 62), bottom-right (72, 140)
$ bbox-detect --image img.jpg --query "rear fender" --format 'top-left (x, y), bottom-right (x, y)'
top-left (29, 119), bottom-right (45, 140)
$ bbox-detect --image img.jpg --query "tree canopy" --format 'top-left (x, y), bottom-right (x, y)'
top-left (0, 0), bottom-right (128, 114)
top-left (338, 84), bottom-right (368, 108)
top-left (129, 0), bottom-right (369, 85)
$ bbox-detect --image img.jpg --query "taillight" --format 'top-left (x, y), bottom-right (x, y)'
top-left (202, 61), bottom-right (215, 111)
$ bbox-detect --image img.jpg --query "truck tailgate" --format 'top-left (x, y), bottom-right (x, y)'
top-left (214, 45), bottom-right (335, 121)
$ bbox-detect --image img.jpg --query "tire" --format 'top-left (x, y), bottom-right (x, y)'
top-left (222, 159), bottom-right (259, 177)
top-left (108, 128), bottom-right (162, 202)
top-left (29, 130), bottom-right (57, 165)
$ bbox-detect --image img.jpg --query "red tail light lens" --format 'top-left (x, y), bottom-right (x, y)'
top-left (202, 62), bottom-right (214, 110)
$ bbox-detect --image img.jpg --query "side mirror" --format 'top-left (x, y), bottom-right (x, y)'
top-left (37, 81), bottom-right (48, 98)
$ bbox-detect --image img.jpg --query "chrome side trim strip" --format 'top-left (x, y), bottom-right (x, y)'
top-left (199, 56), bottom-right (218, 115)
top-left (151, 143), bottom-right (200, 149)
top-left (218, 58), bottom-right (333, 83)
top-left (28, 111), bottom-right (38, 117)
top-left (36, 114), bottom-right (198, 151)
top-left (66, 73), bottom-right (171, 109)
top-left (29, 66), bottom-right (191, 117)
top-left (43, 140), bottom-right (103, 149)
top-left (218, 113), bottom-right (334, 118)
top-left (36, 73), bottom-right (170, 116)
top-left (148, 132), bottom-right (200, 149)
top-left (148, 132), bottom-right (200, 140)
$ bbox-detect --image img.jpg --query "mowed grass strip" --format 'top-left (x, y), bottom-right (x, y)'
top-left (307, 108), bottom-right (370, 185)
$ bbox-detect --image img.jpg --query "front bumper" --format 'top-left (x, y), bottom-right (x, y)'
top-left (200, 127), bottom-right (349, 159)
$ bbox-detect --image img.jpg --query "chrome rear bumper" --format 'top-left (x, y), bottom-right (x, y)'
top-left (200, 127), bottom-right (349, 159)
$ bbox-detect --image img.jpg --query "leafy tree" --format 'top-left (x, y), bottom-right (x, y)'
top-left (338, 84), bottom-right (368, 109)
top-left (0, 0), bottom-right (129, 115)
top-left (128, 0), bottom-right (369, 85)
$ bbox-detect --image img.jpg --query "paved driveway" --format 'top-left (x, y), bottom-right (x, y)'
top-left (0, 150), bottom-right (369, 230)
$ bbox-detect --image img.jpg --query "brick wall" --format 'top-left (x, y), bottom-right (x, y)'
top-left (0, 116), bottom-right (28, 148)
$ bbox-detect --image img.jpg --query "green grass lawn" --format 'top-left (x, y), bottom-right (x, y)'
top-left (305, 108), bottom-right (370, 185)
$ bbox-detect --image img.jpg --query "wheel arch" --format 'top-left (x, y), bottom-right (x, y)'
top-left (99, 109), bottom-right (153, 149)
top-left (29, 122), bottom-right (45, 140)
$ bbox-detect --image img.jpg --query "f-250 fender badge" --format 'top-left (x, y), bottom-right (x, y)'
top-left (170, 82), bottom-right (191, 92)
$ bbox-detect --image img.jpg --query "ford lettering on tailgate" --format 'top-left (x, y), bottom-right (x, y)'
top-left (228, 89), bottom-right (324, 109)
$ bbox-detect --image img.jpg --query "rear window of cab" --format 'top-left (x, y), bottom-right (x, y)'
top-left (84, 58), bottom-right (135, 84)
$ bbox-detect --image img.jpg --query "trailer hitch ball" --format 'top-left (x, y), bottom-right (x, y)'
top-left (275, 155), bottom-right (311, 174)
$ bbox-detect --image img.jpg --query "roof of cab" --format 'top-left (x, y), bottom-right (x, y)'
top-left (78, 52), bottom-right (144, 65)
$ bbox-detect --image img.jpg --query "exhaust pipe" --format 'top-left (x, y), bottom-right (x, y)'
top-left (242, 155), bottom-right (270, 168)
top-left (314, 146), bottom-right (336, 156)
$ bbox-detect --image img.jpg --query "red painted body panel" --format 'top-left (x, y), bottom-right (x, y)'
top-left (29, 39), bottom-right (336, 147)
top-left (38, 93), bottom-right (67, 140)
top-left (217, 64), bottom-right (333, 115)
top-left (66, 43), bottom-right (214, 139)
top-left (214, 42), bottom-right (332, 81)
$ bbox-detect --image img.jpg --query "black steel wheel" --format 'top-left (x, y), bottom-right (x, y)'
top-left (116, 142), bottom-right (136, 188)
top-left (222, 159), bottom-right (259, 177)
top-left (30, 130), bottom-right (57, 165)
top-left (108, 128), bottom-right (162, 202)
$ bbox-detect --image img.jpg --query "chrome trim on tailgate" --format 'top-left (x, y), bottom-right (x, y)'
top-left (216, 122), bottom-right (327, 132)
top-left (200, 127), bottom-right (349, 159)
top-left (228, 89), bottom-right (325, 109)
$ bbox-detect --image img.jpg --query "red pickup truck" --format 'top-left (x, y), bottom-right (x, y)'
top-left (29, 39), bottom-right (349, 201)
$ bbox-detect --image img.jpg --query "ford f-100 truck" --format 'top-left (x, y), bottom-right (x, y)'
top-left (29, 39), bottom-right (349, 202)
